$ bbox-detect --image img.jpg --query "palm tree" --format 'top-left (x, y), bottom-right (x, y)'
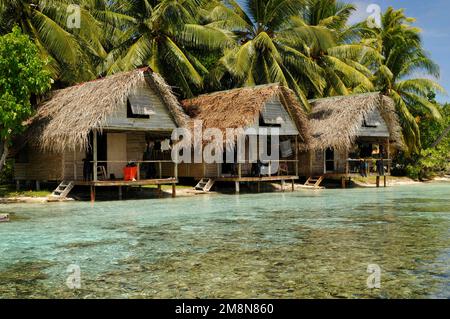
top-left (360, 7), bottom-right (445, 152)
top-left (0, 0), bottom-right (108, 83)
top-left (100, 0), bottom-right (233, 98)
top-left (206, 0), bottom-right (377, 110)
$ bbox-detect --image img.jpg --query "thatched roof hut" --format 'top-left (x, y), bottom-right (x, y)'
top-left (181, 84), bottom-right (310, 149)
top-left (29, 68), bottom-right (188, 152)
top-left (308, 92), bottom-right (404, 151)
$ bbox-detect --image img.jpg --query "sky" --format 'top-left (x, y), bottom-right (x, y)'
top-left (237, 0), bottom-right (450, 103)
top-left (344, 0), bottom-right (450, 103)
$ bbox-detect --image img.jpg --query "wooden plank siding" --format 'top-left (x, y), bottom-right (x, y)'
top-left (357, 108), bottom-right (390, 138)
top-left (14, 144), bottom-right (64, 181)
top-left (104, 82), bottom-right (177, 131)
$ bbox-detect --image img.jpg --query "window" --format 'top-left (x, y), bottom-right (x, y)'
top-left (126, 97), bottom-right (155, 119)
top-left (363, 112), bottom-right (381, 128)
top-left (15, 145), bottom-right (29, 164)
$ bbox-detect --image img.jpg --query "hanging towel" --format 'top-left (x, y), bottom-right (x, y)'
top-left (280, 140), bottom-right (293, 158)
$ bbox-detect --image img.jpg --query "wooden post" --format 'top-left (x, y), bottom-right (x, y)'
top-left (172, 184), bottom-right (176, 198)
top-left (291, 179), bottom-right (295, 192)
top-left (257, 182), bottom-right (261, 193)
top-left (384, 175), bottom-right (387, 187)
top-left (341, 176), bottom-right (346, 189)
top-left (281, 180), bottom-right (285, 192)
top-left (174, 163), bottom-right (178, 180)
top-left (118, 186), bottom-right (123, 200)
top-left (238, 163), bottom-right (242, 178)
top-left (295, 136), bottom-right (299, 176)
top-left (158, 162), bottom-right (162, 179)
top-left (376, 176), bottom-right (380, 188)
top-left (93, 130), bottom-right (98, 182)
top-left (235, 181), bottom-right (240, 194)
top-left (90, 186), bottom-right (96, 202)
top-left (35, 181), bottom-right (41, 191)
top-left (387, 139), bottom-right (391, 175)
top-left (157, 184), bottom-right (162, 198)
top-left (73, 150), bottom-right (78, 181)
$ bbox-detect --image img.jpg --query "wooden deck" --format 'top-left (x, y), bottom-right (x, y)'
top-left (214, 175), bottom-right (299, 193)
top-left (74, 178), bottom-right (178, 187)
top-left (215, 175), bottom-right (298, 182)
top-left (74, 178), bottom-right (178, 201)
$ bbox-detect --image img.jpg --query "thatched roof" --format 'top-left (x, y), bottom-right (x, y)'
top-left (29, 68), bottom-right (188, 152)
top-left (308, 92), bottom-right (404, 151)
top-left (181, 84), bottom-right (310, 149)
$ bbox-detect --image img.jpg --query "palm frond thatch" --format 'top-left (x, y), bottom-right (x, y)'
top-left (181, 84), bottom-right (311, 149)
top-left (29, 68), bottom-right (187, 152)
top-left (309, 92), bottom-right (404, 151)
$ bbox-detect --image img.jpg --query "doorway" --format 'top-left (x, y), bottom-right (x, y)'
top-left (107, 133), bottom-right (127, 179)
top-left (325, 148), bottom-right (335, 173)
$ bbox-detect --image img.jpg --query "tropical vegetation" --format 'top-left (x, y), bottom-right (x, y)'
top-left (0, 26), bottom-right (52, 173)
top-left (0, 0), bottom-right (448, 176)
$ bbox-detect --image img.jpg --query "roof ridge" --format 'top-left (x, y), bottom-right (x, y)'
top-left (308, 91), bottom-right (382, 104)
top-left (183, 83), bottom-right (281, 101)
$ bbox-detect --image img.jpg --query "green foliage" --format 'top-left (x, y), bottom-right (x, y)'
top-left (0, 27), bottom-right (52, 141)
top-left (399, 103), bottom-right (450, 179)
top-left (358, 7), bottom-right (445, 153)
top-left (206, 0), bottom-right (377, 110)
top-left (0, 0), bottom-right (109, 84)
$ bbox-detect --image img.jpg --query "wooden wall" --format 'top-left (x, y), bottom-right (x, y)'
top-left (104, 82), bottom-right (177, 132)
top-left (14, 144), bottom-right (64, 181)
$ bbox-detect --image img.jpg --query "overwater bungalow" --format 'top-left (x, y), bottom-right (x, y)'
top-left (13, 68), bottom-right (189, 200)
top-left (180, 84), bottom-right (311, 193)
top-left (299, 92), bottom-right (404, 188)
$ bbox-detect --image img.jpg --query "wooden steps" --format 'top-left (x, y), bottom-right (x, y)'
top-left (305, 176), bottom-right (324, 188)
top-left (195, 178), bottom-right (215, 192)
top-left (50, 181), bottom-right (75, 199)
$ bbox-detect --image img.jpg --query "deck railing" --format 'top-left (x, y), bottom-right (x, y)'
top-left (216, 160), bottom-right (299, 178)
top-left (74, 160), bottom-right (178, 182)
top-left (344, 159), bottom-right (392, 176)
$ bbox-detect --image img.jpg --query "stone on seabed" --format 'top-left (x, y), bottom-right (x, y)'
top-left (0, 214), bottom-right (10, 222)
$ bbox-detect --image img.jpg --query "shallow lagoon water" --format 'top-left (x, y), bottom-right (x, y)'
top-left (0, 183), bottom-right (449, 299)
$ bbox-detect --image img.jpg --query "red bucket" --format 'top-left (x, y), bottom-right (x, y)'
top-left (123, 167), bottom-right (138, 181)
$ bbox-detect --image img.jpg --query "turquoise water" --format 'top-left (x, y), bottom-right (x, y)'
top-left (0, 183), bottom-right (449, 299)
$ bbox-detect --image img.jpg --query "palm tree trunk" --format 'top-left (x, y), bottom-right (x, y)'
top-left (0, 139), bottom-right (9, 173)
top-left (431, 125), bottom-right (450, 148)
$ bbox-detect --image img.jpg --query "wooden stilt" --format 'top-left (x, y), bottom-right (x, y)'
top-left (257, 182), bottom-right (261, 193)
top-left (35, 181), bottom-right (41, 191)
top-left (291, 179), bottom-right (295, 192)
top-left (376, 176), bottom-right (380, 188)
top-left (90, 186), bottom-right (96, 202)
top-left (157, 185), bottom-right (162, 198)
top-left (118, 186), bottom-right (123, 200)
top-left (235, 181), bottom-right (240, 194)
top-left (341, 177), bottom-right (346, 189)
top-left (384, 175), bottom-right (387, 187)
top-left (172, 184), bottom-right (176, 198)
top-left (281, 180), bottom-right (285, 192)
